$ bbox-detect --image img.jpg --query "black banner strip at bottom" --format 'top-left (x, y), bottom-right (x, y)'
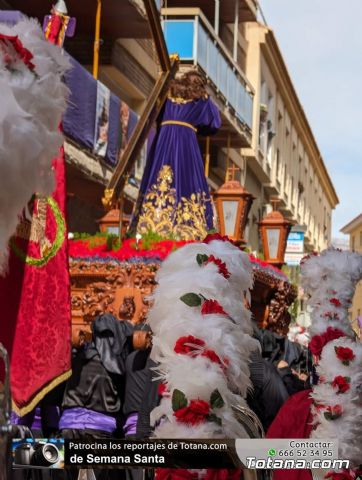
top-left (65, 439), bottom-right (244, 469)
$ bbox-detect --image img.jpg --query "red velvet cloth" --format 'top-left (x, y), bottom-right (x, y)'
top-left (155, 470), bottom-right (242, 480)
top-left (266, 389), bottom-right (314, 480)
top-left (0, 149), bottom-right (71, 414)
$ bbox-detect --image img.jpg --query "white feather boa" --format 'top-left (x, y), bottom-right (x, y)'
top-left (0, 17), bottom-right (69, 273)
top-left (301, 249), bottom-right (362, 470)
top-left (147, 239), bottom-right (258, 450)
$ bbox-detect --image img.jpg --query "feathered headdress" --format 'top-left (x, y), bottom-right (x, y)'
top-left (0, 17), bottom-right (69, 273)
top-left (147, 236), bottom-right (259, 449)
top-left (301, 249), bottom-right (362, 476)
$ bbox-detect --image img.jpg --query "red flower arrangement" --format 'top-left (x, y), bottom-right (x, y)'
top-left (300, 251), bottom-right (318, 265)
top-left (331, 376), bottom-right (351, 394)
top-left (203, 233), bottom-right (237, 246)
top-left (323, 311), bottom-right (340, 320)
top-left (325, 471), bottom-right (355, 480)
top-left (174, 336), bottom-right (205, 356)
top-left (201, 299), bottom-right (228, 316)
top-left (330, 298), bottom-right (342, 308)
top-left (0, 34), bottom-right (35, 71)
top-left (324, 404), bottom-right (343, 421)
top-left (334, 346), bottom-right (355, 366)
top-left (158, 383), bottom-right (168, 397)
top-left (179, 293), bottom-right (228, 316)
top-left (309, 327), bottom-right (346, 357)
top-left (174, 399), bottom-right (210, 426)
top-left (207, 255), bottom-right (230, 279)
top-left (196, 253), bottom-right (230, 278)
top-left (174, 336), bottom-right (226, 369)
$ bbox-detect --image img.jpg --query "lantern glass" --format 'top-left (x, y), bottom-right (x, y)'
top-left (106, 226), bottom-right (119, 235)
top-left (266, 228), bottom-right (281, 259)
top-left (222, 200), bottom-right (239, 236)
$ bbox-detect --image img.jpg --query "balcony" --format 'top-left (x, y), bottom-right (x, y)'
top-left (162, 8), bottom-right (254, 138)
top-left (163, 0), bottom-right (258, 24)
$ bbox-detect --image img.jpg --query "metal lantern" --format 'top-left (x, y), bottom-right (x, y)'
top-left (213, 166), bottom-right (254, 245)
top-left (258, 198), bottom-right (292, 269)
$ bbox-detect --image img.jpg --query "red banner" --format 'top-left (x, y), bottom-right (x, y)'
top-left (0, 148), bottom-right (71, 415)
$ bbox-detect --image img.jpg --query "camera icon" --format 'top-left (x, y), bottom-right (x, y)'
top-left (14, 441), bottom-right (60, 467)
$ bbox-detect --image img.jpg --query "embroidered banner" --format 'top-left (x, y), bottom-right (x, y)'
top-left (62, 56), bottom-right (138, 166)
top-left (93, 81), bottom-right (110, 157)
top-left (0, 148), bottom-right (72, 415)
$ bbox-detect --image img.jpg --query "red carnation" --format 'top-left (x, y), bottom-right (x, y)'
top-left (201, 299), bottom-right (228, 316)
top-left (202, 349), bottom-right (223, 366)
top-left (309, 334), bottom-right (325, 357)
top-left (331, 376), bottom-right (350, 394)
top-left (206, 255), bottom-right (230, 279)
top-left (325, 327), bottom-right (346, 343)
top-left (325, 471), bottom-right (355, 480)
top-left (0, 34), bottom-right (35, 71)
top-left (324, 404), bottom-right (343, 421)
top-left (203, 233), bottom-right (238, 247)
top-left (174, 336), bottom-right (205, 356)
top-left (174, 399), bottom-right (210, 426)
top-left (330, 298), bottom-right (342, 308)
top-left (309, 328), bottom-right (346, 357)
top-left (335, 346), bottom-right (355, 366)
top-left (158, 383), bottom-right (168, 397)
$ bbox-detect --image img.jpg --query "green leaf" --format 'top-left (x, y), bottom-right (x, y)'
top-left (180, 293), bottom-right (202, 307)
top-left (342, 360), bottom-right (350, 366)
top-left (196, 253), bottom-right (209, 266)
top-left (210, 389), bottom-right (225, 409)
top-left (207, 414), bottom-right (222, 426)
top-left (172, 389), bottom-right (188, 412)
top-left (324, 412), bottom-right (333, 421)
top-left (345, 377), bottom-right (351, 382)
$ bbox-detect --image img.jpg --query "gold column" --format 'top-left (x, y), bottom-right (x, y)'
top-left (93, 0), bottom-right (102, 79)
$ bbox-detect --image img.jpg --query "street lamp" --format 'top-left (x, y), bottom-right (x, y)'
top-left (258, 198), bottom-right (292, 269)
top-left (212, 165), bottom-right (255, 245)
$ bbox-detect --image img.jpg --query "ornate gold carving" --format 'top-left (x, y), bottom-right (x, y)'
top-left (70, 258), bottom-right (296, 346)
top-left (136, 165), bottom-right (209, 240)
top-left (102, 188), bottom-right (116, 211)
top-left (70, 260), bottom-right (158, 347)
top-left (169, 53), bottom-right (180, 63)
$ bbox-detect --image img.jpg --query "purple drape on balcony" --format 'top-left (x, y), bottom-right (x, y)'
top-left (62, 56), bottom-right (138, 167)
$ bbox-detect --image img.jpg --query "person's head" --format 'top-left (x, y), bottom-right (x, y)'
top-left (169, 70), bottom-right (207, 101)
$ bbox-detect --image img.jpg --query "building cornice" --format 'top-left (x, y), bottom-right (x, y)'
top-left (260, 26), bottom-right (339, 208)
top-left (340, 213), bottom-right (362, 234)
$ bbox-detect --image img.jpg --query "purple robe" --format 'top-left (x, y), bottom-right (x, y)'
top-left (131, 97), bottom-right (221, 240)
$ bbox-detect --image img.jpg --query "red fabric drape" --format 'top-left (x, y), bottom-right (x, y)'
top-left (0, 148), bottom-right (71, 415)
top-left (266, 389), bottom-right (314, 480)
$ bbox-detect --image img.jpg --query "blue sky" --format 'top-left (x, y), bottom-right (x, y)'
top-left (260, 0), bottom-right (362, 238)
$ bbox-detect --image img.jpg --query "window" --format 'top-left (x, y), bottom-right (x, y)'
top-left (352, 235), bottom-right (355, 251)
top-left (360, 231), bottom-right (362, 246)
top-left (276, 149), bottom-right (280, 178)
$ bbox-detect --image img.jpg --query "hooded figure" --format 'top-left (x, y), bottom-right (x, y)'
top-left (60, 314), bottom-right (134, 438)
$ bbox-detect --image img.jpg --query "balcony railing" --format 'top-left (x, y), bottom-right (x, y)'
top-left (162, 9), bottom-right (254, 130)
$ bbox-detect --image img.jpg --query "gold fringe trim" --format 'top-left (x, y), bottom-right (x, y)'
top-left (12, 369), bottom-right (72, 417)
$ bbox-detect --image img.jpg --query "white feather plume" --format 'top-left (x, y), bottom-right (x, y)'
top-left (148, 239), bottom-right (257, 444)
top-left (0, 17), bottom-right (70, 273)
top-left (301, 248), bottom-right (362, 469)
